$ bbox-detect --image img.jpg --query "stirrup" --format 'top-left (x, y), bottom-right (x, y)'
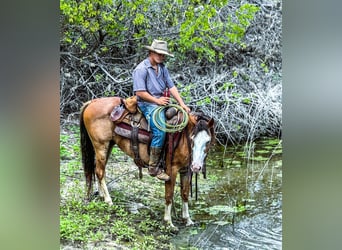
top-left (156, 170), bottom-right (170, 181)
top-left (148, 166), bottom-right (158, 177)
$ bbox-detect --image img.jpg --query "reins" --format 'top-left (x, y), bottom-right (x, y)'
top-left (189, 116), bottom-right (213, 200)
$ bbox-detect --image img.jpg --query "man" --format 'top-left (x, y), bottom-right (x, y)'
top-left (132, 39), bottom-right (190, 181)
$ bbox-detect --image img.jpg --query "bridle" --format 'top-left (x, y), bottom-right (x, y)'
top-left (186, 114), bottom-right (215, 200)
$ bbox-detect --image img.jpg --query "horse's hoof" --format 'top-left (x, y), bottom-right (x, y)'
top-left (169, 224), bottom-right (179, 232)
top-left (186, 221), bottom-right (194, 227)
top-left (165, 221), bottom-right (179, 232)
top-left (183, 217), bottom-right (195, 226)
top-left (105, 200), bottom-right (113, 206)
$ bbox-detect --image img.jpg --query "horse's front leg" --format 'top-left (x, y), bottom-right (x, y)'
top-left (180, 171), bottom-right (194, 226)
top-left (164, 166), bottom-right (178, 230)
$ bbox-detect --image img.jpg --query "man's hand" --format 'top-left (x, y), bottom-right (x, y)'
top-left (156, 96), bottom-right (170, 106)
top-left (169, 86), bottom-right (191, 112)
top-left (136, 91), bottom-right (170, 105)
top-left (180, 104), bottom-right (191, 113)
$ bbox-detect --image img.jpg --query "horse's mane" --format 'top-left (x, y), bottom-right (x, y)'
top-left (191, 109), bottom-right (211, 121)
top-left (190, 110), bottom-right (212, 131)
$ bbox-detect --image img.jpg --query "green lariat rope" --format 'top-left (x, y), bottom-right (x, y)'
top-left (152, 104), bottom-right (189, 133)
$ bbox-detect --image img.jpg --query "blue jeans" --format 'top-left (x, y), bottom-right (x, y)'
top-left (138, 103), bottom-right (166, 148)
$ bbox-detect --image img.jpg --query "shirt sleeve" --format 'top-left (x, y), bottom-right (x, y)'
top-left (132, 66), bottom-right (148, 93)
top-left (163, 66), bottom-right (175, 89)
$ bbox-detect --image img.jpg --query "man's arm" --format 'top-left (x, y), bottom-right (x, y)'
top-left (136, 90), bottom-right (170, 106)
top-left (169, 86), bottom-right (191, 112)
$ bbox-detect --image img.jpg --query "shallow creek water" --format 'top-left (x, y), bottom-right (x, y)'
top-left (171, 139), bottom-right (282, 249)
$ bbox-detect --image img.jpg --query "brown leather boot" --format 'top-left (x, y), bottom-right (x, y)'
top-left (148, 147), bottom-right (170, 181)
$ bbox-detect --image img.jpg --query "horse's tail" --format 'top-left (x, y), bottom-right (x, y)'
top-left (80, 101), bottom-right (95, 199)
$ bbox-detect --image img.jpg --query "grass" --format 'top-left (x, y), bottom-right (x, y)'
top-left (60, 125), bottom-right (177, 249)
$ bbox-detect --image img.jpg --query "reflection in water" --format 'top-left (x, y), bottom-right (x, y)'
top-left (171, 140), bottom-right (282, 249)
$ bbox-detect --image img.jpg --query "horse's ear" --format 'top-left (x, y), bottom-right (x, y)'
top-left (208, 118), bottom-right (216, 145)
top-left (189, 114), bottom-right (197, 124)
top-left (207, 118), bottom-right (214, 128)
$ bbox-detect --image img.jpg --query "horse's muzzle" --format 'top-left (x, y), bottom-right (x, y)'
top-left (191, 163), bottom-right (202, 173)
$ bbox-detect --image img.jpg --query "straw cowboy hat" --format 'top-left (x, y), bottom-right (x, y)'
top-left (145, 39), bottom-right (174, 57)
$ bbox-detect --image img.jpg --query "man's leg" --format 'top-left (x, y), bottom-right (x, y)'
top-left (139, 104), bottom-right (170, 181)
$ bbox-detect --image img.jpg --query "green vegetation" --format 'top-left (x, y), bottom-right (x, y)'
top-left (60, 0), bottom-right (258, 60)
top-left (60, 126), bottom-right (281, 248)
top-left (60, 125), bottom-right (175, 249)
top-left (60, 0), bottom-right (282, 144)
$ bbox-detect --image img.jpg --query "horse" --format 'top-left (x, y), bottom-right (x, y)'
top-left (79, 96), bottom-right (215, 229)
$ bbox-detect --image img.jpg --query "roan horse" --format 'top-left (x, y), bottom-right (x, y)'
top-left (80, 97), bottom-right (215, 228)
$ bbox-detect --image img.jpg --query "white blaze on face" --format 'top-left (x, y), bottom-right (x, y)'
top-left (191, 130), bottom-right (211, 173)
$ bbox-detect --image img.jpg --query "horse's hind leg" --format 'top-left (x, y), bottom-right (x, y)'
top-left (180, 171), bottom-right (194, 226)
top-left (94, 142), bottom-right (113, 205)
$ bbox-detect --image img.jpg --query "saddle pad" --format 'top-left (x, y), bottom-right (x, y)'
top-left (114, 122), bottom-right (151, 144)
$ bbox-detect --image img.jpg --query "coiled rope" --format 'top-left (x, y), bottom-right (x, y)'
top-left (152, 104), bottom-right (189, 133)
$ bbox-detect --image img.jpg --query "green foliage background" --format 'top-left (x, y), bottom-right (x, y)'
top-left (60, 0), bottom-right (282, 144)
top-left (60, 0), bottom-right (258, 60)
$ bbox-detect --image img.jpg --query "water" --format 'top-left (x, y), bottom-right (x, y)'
top-left (171, 139), bottom-right (282, 249)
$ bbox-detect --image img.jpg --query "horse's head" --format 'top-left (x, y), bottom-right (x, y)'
top-left (189, 113), bottom-right (215, 173)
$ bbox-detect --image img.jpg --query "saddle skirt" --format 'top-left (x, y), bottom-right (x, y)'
top-left (111, 108), bottom-right (152, 144)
